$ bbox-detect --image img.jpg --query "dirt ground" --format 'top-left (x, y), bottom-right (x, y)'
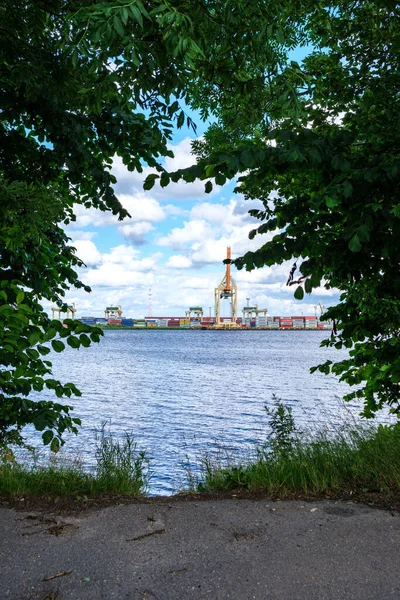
top-left (1, 495), bottom-right (399, 600)
top-left (1, 486), bottom-right (400, 515)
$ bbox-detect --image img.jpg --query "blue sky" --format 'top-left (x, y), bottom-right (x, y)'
top-left (59, 45), bottom-right (339, 320)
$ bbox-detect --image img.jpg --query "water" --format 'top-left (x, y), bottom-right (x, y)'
top-left (23, 330), bottom-right (386, 495)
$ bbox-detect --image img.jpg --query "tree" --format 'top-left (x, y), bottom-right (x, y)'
top-left (151, 1), bottom-right (400, 417)
top-left (1, 0), bottom-right (295, 448)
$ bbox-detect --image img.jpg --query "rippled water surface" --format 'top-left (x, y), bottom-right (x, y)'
top-left (25, 330), bottom-right (382, 494)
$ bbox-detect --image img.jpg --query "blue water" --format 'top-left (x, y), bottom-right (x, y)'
top-left (23, 330), bottom-right (389, 495)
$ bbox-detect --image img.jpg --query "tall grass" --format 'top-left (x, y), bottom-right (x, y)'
top-left (187, 398), bottom-right (400, 496)
top-left (0, 425), bottom-right (149, 497)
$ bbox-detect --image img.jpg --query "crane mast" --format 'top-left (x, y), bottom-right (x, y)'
top-left (214, 247), bottom-right (238, 327)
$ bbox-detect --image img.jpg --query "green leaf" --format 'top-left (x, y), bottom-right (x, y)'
top-left (130, 4), bottom-right (143, 26)
top-left (205, 181), bottom-right (213, 193)
top-left (42, 430), bottom-right (54, 445)
top-left (45, 379), bottom-right (58, 389)
top-left (177, 111), bottom-right (185, 128)
top-left (304, 278), bottom-right (313, 294)
top-left (52, 340), bottom-right (65, 353)
top-left (143, 177), bottom-right (156, 190)
top-left (50, 437), bottom-right (60, 453)
top-left (160, 172), bottom-right (170, 187)
top-left (37, 344), bottom-right (51, 355)
top-left (113, 14), bottom-right (125, 37)
top-left (342, 181), bottom-right (353, 198)
top-left (349, 235), bottom-right (362, 252)
top-left (79, 334), bottom-right (91, 348)
top-left (215, 173), bottom-right (226, 186)
top-left (29, 331), bottom-right (41, 346)
top-left (240, 150), bottom-right (254, 167)
top-left (67, 336), bottom-right (80, 349)
top-left (121, 6), bottom-right (129, 25)
top-left (294, 286), bottom-right (304, 300)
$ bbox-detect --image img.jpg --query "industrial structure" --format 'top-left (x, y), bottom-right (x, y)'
top-left (242, 304), bottom-right (268, 320)
top-left (51, 302), bottom-right (76, 321)
top-left (74, 247), bottom-right (332, 331)
top-left (104, 305), bottom-right (123, 319)
top-left (214, 247), bottom-right (238, 328)
top-left (185, 307), bottom-right (204, 320)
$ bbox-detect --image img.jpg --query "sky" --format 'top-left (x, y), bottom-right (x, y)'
top-left (59, 46), bottom-right (339, 320)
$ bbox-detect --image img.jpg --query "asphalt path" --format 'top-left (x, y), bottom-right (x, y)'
top-left (1, 499), bottom-right (399, 600)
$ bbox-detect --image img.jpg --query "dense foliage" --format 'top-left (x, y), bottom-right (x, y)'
top-left (149, 1), bottom-right (400, 417)
top-left (1, 0), bottom-right (294, 448)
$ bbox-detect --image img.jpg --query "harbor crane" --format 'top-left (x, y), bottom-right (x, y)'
top-left (185, 306), bottom-right (204, 320)
top-left (51, 302), bottom-right (76, 321)
top-left (104, 305), bottom-right (123, 319)
top-left (242, 304), bottom-right (269, 320)
top-left (214, 247), bottom-right (238, 327)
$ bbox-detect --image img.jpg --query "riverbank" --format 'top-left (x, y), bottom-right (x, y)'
top-left (99, 325), bottom-right (332, 331)
top-left (1, 498), bottom-right (399, 600)
top-left (2, 405), bottom-right (400, 513)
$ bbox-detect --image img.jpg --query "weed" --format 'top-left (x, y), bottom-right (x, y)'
top-left (264, 394), bottom-right (298, 456)
top-left (95, 422), bottom-right (149, 494)
top-left (0, 425), bottom-right (149, 497)
top-left (188, 397), bottom-right (400, 497)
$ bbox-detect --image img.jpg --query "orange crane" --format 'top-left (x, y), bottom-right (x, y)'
top-left (214, 246), bottom-right (238, 327)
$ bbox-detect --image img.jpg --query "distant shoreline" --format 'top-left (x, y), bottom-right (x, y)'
top-left (98, 326), bottom-right (332, 331)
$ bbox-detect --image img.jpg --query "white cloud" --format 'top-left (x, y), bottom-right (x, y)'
top-left (71, 240), bottom-right (102, 266)
top-left (190, 200), bottom-right (241, 225)
top-left (101, 245), bottom-right (162, 271)
top-left (68, 230), bottom-right (97, 241)
top-left (158, 220), bottom-right (212, 249)
top-left (110, 138), bottom-right (224, 201)
top-left (69, 193), bottom-right (166, 231)
top-left (118, 221), bottom-right (154, 245)
top-left (83, 264), bottom-right (155, 288)
top-left (101, 244), bottom-right (140, 264)
top-left (78, 245), bottom-right (162, 289)
top-left (166, 255), bottom-right (193, 269)
top-left (118, 194), bottom-right (166, 222)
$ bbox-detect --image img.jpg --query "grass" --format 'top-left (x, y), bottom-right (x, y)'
top-left (0, 425), bottom-right (149, 497)
top-left (185, 398), bottom-right (400, 498)
top-left (2, 399), bottom-right (400, 503)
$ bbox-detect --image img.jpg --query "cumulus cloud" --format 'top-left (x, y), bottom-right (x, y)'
top-left (68, 230), bottom-right (97, 241)
top-left (110, 138), bottom-right (223, 201)
top-left (190, 199), bottom-right (261, 227)
top-left (83, 264), bottom-right (155, 288)
top-left (118, 194), bottom-right (166, 223)
top-left (71, 240), bottom-right (102, 266)
top-left (77, 245), bottom-right (162, 289)
top-left (118, 221), bottom-right (154, 245)
top-left (101, 245), bottom-right (162, 271)
top-left (69, 193), bottom-right (166, 231)
top-left (158, 220), bottom-right (212, 249)
top-left (166, 255), bottom-right (193, 269)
